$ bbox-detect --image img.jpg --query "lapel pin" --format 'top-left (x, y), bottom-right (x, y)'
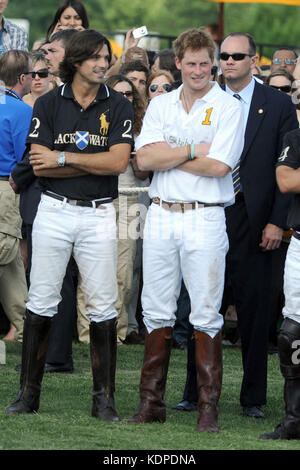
top-left (258, 109), bottom-right (264, 114)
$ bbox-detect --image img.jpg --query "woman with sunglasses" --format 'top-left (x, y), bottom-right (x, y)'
top-left (104, 75), bottom-right (148, 345)
top-left (146, 70), bottom-right (174, 101)
top-left (23, 51), bottom-right (54, 108)
top-left (265, 68), bottom-right (294, 96)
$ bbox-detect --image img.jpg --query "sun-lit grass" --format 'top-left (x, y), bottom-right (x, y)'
top-left (0, 340), bottom-right (300, 451)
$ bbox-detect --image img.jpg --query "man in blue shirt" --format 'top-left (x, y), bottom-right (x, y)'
top-left (0, 0), bottom-right (28, 54)
top-left (0, 50), bottom-right (32, 342)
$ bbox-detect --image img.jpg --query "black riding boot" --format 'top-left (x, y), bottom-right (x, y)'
top-left (260, 318), bottom-right (300, 439)
top-left (6, 310), bottom-right (51, 415)
top-left (90, 318), bottom-right (119, 422)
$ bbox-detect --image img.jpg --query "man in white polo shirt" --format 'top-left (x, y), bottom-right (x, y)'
top-left (126, 28), bottom-right (244, 432)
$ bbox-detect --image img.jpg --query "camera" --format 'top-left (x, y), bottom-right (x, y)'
top-left (132, 26), bottom-right (148, 40)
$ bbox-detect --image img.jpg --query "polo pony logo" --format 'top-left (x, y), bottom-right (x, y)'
top-left (99, 110), bottom-right (109, 136)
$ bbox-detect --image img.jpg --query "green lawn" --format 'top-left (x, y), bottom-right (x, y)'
top-left (0, 340), bottom-right (300, 451)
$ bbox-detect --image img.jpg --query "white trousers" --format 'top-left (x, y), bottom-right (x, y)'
top-left (141, 203), bottom-right (228, 338)
top-left (27, 194), bottom-right (118, 322)
top-left (282, 235), bottom-right (300, 324)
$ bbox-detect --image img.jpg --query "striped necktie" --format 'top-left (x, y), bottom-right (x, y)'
top-left (232, 93), bottom-right (241, 195)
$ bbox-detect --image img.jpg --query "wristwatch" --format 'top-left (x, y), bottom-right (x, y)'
top-left (56, 151), bottom-right (66, 167)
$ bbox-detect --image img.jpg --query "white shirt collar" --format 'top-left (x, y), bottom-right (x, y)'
top-left (225, 77), bottom-right (255, 105)
top-left (171, 81), bottom-right (219, 105)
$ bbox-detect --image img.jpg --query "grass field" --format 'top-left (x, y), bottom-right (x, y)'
top-left (1, 339), bottom-right (300, 452)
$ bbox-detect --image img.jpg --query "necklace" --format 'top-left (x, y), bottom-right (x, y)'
top-left (181, 88), bottom-right (190, 114)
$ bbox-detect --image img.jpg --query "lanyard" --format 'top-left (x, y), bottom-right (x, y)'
top-left (0, 87), bottom-right (22, 101)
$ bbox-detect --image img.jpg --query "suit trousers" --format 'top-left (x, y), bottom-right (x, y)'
top-left (226, 194), bottom-right (272, 407)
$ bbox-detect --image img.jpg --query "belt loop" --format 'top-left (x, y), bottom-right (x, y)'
top-left (92, 200), bottom-right (96, 209)
top-left (62, 196), bottom-right (67, 207)
top-left (195, 201), bottom-right (199, 211)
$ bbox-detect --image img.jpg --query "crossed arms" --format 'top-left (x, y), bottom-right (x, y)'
top-left (29, 143), bottom-right (131, 178)
top-left (136, 142), bottom-right (230, 178)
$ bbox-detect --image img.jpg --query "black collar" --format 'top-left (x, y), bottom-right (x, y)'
top-left (60, 82), bottom-right (110, 102)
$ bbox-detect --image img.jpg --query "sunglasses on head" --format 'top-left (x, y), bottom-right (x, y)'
top-left (270, 84), bottom-right (292, 93)
top-left (119, 90), bottom-right (133, 98)
top-left (23, 69), bottom-right (49, 79)
top-left (220, 53), bottom-right (253, 61)
top-left (272, 58), bottom-right (297, 66)
top-left (149, 83), bottom-right (172, 93)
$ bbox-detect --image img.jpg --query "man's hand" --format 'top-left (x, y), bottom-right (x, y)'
top-left (259, 223), bottom-right (283, 251)
top-left (194, 142), bottom-right (211, 158)
top-left (9, 174), bottom-right (19, 194)
top-left (30, 147), bottom-right (60, 171)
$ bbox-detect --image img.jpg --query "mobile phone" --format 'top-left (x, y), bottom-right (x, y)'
top-left (133, 26), bottom-right (148, 40)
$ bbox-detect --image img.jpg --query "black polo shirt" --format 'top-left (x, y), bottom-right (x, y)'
top-left (276, 128), bottom-right (300, 231)
top-left (26, 82), bottom-right (134, 200)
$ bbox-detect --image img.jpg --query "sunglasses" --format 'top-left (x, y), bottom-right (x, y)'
top-left (23, 69), bottom-right (49, 79)
top-left (270, 85), bottom-right (292, 93)
top-left (149, 83), bottom-right (172, 93)
top-left (119, 90), bottom-right (133, 98)
top-left (272, 58), bottom-right (297, 66)
top-left (220, 53), bottom-right (253, 61)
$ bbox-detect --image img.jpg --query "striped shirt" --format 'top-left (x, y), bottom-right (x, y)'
top-left (0, 17), bottom-right (28, 54)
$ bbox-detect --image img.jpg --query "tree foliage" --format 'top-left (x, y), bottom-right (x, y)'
top-left (5, 0), bottom-right (300, 55)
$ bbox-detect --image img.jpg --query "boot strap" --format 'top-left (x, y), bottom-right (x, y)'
top-left (280, 363), bottom-right (300, 379)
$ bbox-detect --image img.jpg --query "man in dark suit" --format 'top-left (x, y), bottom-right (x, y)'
top-left (173, 32), bottom-right (299, 419)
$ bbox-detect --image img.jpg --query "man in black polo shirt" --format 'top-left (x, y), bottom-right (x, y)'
top-left (261, 129), bottom-right (300, 440)
top-left (6, 30), bottom-right (134, 422)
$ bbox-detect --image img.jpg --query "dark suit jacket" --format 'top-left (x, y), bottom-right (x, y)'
top-left (224, 81), bottom-right (299, 247)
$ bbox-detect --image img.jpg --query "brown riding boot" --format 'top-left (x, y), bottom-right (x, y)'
top-left (90, 318), bottom-right (120, 422)
top-left (194, 330), bottom-right (223, 432)
top-left (126, 327), bottom-right (173, 423)
top-left (6, 310), bottom-right (51, 415)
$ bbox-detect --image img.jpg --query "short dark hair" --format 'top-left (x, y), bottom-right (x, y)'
top-left (46, 0), bottom-right (89, 39)
top-left (120, 60), bottom-right (150, 79)
top-left (59, 29), bottom-right (112, 83)
top-left (49, 28), bottom-right (79, 48)
top-left (0, 50), bottom-right (31, 87)
top-left (221, 32), bottom-right (256, 56)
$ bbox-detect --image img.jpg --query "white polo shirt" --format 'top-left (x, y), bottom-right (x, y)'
top-left (135, 82), bottom-right (244, 204)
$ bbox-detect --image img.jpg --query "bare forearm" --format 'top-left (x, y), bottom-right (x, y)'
top-left (34, 167), bottom-right (88, 178)
top-left (177, 156), bottom-right (230, 178)
top-left (65, 150), bottom-right (129, 175)
top-left (30, 143), bottom-right (131, 176)
top-left (137, 143), bottom-right (189, 171)
top-left (276, 166), bottom-right (300, 193)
